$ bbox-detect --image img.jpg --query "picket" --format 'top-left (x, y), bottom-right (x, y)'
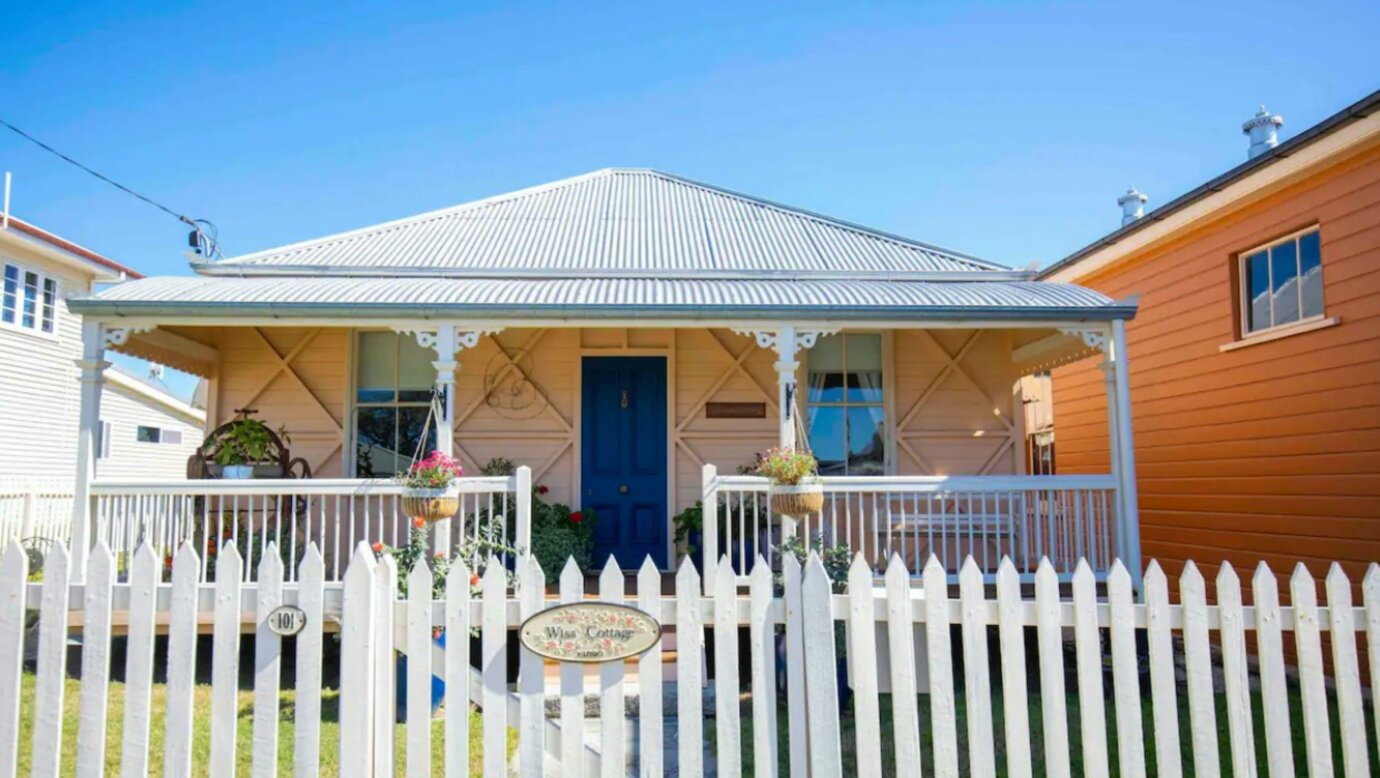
top-left (847, 554), bottom-right (883, 777)
top-left (252, 546), bottom-right (285, 778)
top-left (30, 543), bottom-right (69, 778)
top-left (1107, 562), bottom-right (1145, 778)
top-left (801, 554), bottom-right (842, 778)
top-left (996, 558), bottom-right (1033, 778)
top-left (1366, 565), bottom-right (1380, 762)
top-left (1250, 563), bottom-right (1294, 778)
top-left (922, 555), bottom-right (959, 778)
top-left (713, 555), bottom-right (743, 778)
top-left (445, 559), bottom-right (472, 778)
top-left (675, 558), bottom-right (704, 778)
top-left (1071, 560), bottom-right (1110, 778)
top-left (1180, 561), bottom-right (1220, 778)
top-left (1290, 564), bottom-right (1334, 778)
top-left (1323, 565), bottom-right (1367, 778)
top-left (482, 557), bottom-right (509, 778)
top-left (637, 557), bottom-right (664, 778)
top-left (1142, 562), bottom-right (1182, 778)
top-left (1034, 559), bottom-right (1072, 778)
top-left (164, 543), bottom-right (201, 778)
top-left (600, 558), bottom-right (627, 778)
top-left (406, 560), bottom-right (434, 778)
top-left (121, 544), bottom-right (161, 778)
top-left (884, 557), bottom-right (921, 778)
top-left (1215, 563), bottom-right (1256, 778)
top-left (0, 543), bottom-right (28, 777)
top-left (294, 544), bottom-right (326, 778)
top-left (560, 558), bottom-right (588, 778)
top-left (960, 558), bottom-right (997, 778)
top-left (339, 544), bottom-right (378, 773)
top-left (210, 542), bottom-right (244, 778)
top-left (782, 554), bottom-right (809, 778)
top-left (75, 543), bottom-right (115, 778)
top-left (748, 558), bottom-right (779, 778)
top-left (374, 554), bottom-right (398, 777)
top-left (519, 556), bottom-right (546, 778)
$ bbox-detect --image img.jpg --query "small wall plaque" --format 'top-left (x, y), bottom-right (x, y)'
top-left (705, 402), bottom-right (766, 419)
top-left (519, 602), bottom-right (662, 663)
top-left (266, 605), bottom-right (307, 636)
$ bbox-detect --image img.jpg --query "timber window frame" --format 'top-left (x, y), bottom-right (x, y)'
top-left (350, 330), bottom-right (437, 478)
top-left (1236, 225), bottom-right (1326, 338)
top-left (804, 332), bottom-right (888, 476)
top-left (0, 261), bottom-right (60, 337)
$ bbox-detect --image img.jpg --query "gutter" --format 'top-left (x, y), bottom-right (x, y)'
top-left (1041, 88), bottom-right (1380, 280)
top-left (68, 298), bottom-right (1138, 322)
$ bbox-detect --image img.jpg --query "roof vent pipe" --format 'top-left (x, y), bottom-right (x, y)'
top-left (1118, 186), bottom-right (1148, 226)
top-left (1243, 106), bottom-right (1284, 159)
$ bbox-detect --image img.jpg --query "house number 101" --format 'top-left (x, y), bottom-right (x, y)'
top-left (266, 605), bottom-right (307, 636)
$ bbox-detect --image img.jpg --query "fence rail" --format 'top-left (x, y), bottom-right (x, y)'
top-left (3, 538), bottom-right (1377, 777)
top-left (703, 466), bottom-right (1124, 588)
top-left (86, 470), bottom-right (530, 582)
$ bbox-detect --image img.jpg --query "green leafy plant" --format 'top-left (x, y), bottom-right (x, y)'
top-left (529, 499), bottom-right (595, 584)
top-left (672, 501), bottom-right (703, 556)
top-left (373, 518), bottom-right (515, 600)
top-left (754, 446), bottom-right (819, 486)
top-left (208, 409), bottom-right (289, 467)
top-left (776, 532), bottom-right (851, 593)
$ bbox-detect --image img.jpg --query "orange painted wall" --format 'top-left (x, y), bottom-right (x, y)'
top-left (1052, 144), bottom-right (1380, 590)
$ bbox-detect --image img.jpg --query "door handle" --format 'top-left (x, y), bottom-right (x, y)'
top-left (619, 484), bottom-right (629, 494)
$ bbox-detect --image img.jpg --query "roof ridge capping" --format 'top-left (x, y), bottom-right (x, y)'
top-left (197, 168), bottom-right (1016, 277)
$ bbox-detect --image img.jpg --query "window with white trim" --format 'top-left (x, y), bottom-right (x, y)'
top-left (353, 331), bottom-right (437, 478)
top-left (1, 262), bottom-right (59, 334)
top-left (136, 425), bottom-right (182, 444)
top-left (1240, 227), bottom-right (1324, 335)
top-left (805, 333), bottom-right (886, 476)
top-left (97, 421), bottom-right (112, 460)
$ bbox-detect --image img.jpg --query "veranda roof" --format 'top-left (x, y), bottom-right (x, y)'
top-left (74, 275), bottom-right (1131, 321)
top-left (72, 168), bottom-right (1135, 322)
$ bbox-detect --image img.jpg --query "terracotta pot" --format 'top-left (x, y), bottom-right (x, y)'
top-left (402, 489), bottom-right (460, 523)
top-left (770, 482), bottom-right (824, 516)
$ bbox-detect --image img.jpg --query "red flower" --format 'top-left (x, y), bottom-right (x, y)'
top-left (371, 542), bottom-right (385, 553)
top-left (570, 511), bottom-right (583, 524)
top-left (435, 551), bottom-right (447, 559)
top-left (538, 485), bottom-right (549, 495)
top-left (469, 573), bottom-right (480, 587)
top-left (413, 517), bottom-right (426, 529)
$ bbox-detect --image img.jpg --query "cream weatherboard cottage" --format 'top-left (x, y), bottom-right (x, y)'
top-left (0, 214), bottom-right (204, 547)
top-left (67, 168), bottom-right (1142, 585)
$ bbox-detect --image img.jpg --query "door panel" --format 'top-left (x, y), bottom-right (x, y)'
top-left (582, 357), bottom-right (668, 569)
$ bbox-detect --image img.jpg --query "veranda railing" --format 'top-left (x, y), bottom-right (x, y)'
top-left (84, 468), bottom-right (531, 582)
top-left (702, 464), bottom-right (1124, 588)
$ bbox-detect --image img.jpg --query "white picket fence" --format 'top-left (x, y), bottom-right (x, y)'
top-left (1, 539), bottom-right (1377, 776)
top-left (0, 479), bottom-right (74, 548)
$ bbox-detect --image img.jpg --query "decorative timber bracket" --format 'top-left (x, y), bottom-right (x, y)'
top-left (732, 326), bottom-right (837, 358)
top-left (102, 325), bottom-right (154, 348)
top-left (1058, 326), bottom-right (1108, 353)
top-left (732, 326), bottom-right (837, 447)
top-left (393, 325), bottom-right (505, 358)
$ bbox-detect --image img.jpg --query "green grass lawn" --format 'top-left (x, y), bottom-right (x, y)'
top-left (15, 672), bottom-right (514, 777)
top-left (733, 686), bottom-right (1380, 777)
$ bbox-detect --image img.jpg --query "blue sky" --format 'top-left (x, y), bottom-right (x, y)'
top-left (3, 1), bottom-right (1377, 398)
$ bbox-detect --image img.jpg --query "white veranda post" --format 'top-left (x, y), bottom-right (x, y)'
top-left (71, 319), bottom-right (112, 581)
top-left (394, 323), bottom-right (502, 555)
top-left (733, 325), bottom-right (836, 449)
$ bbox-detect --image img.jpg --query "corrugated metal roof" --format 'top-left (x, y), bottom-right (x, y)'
top-left (201, 169), bottom-right (1012, 277)
top-left (75, 275), bottom-right (1130, 321)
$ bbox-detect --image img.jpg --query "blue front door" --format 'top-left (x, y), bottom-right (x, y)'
top-left (582, 357), bottom-right (668, 569)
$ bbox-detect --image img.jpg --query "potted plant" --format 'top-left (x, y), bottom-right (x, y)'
top-left (397, 451), bottom-right (463, 524)
top-left (757, 446), bottom-right (823, 515)
top-left (210, 410), bottom-right (289, 479)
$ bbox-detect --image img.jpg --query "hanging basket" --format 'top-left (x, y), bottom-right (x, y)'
top-left (402, 488), bottom-right (460, 524)
top-left (770, 482), bottom-right (825, 516)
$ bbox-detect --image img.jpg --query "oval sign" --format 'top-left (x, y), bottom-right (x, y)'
top-left (266, 605), bottom-right (307, 636)
top-left (519, 602), bottom-right (661, 663)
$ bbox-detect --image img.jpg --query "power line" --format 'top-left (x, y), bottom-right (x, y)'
top-left (0, 116), bottom-right (221, 257)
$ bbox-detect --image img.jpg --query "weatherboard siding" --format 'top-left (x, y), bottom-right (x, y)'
top-left (95, 381), bottom-right (203, 480)
top-left (1052, 143), bottom-right (1380, 587)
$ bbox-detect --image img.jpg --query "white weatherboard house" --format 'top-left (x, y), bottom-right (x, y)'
top-left (68, 169), bottom-right (1141, 586)
top-left (0, 215), bottom-right (205, 546)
